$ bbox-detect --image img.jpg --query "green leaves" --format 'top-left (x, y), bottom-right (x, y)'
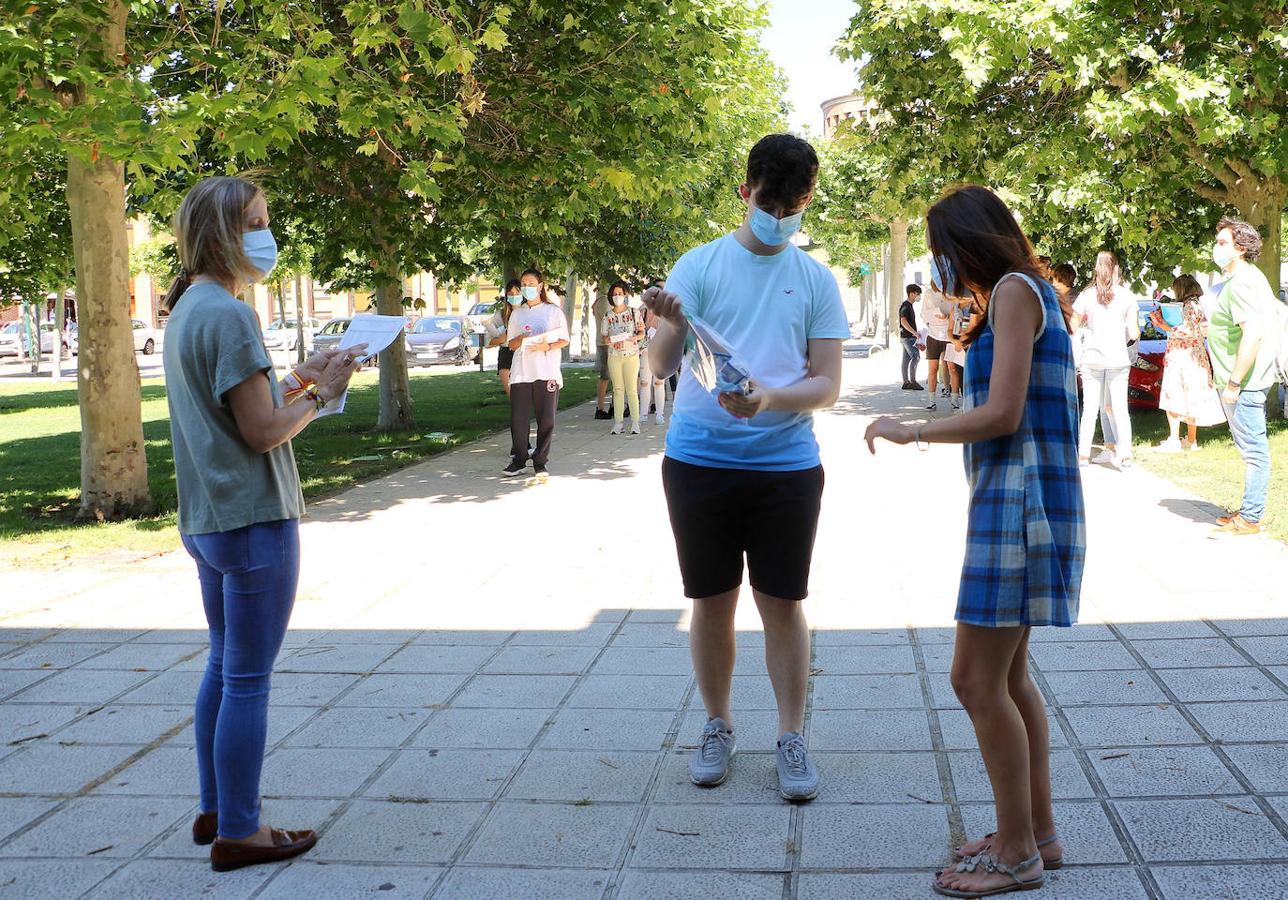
top-left (835, 0), bottom-right (1287, 286)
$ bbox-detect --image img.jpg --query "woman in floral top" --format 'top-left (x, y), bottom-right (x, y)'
top-left (1150, 274), bottom-right (1225, 452)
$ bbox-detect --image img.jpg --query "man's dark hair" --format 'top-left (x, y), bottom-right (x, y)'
top-left (1217, 216), bottom-right (1262, 262)
top-left (906, 284), bottom-right (922, 296)
top-left (746, 134), bottom-right (818, 214)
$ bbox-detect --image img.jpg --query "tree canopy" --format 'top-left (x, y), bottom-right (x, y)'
top-left (835, 0), bottom-right (1287, 288)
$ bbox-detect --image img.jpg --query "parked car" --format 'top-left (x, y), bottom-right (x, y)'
top-left (1127, 299), bottom-right (1168, 410)
top-left (465, 301), bottom-right (499, 332)
top-left (311, 317), bottom-right (351, 354)
top-left (35, 323), bottom-right (74, 355)
top-left (131, 318), bottom-right (157, 354)
top-left (0, 321), bottom-right (74, 357)
top-left (405, 315), bottom-right (477, 367)
top-left (263, 317), bottom-right (323, 352)
top-left (0, 321), bottom-right (22, 357)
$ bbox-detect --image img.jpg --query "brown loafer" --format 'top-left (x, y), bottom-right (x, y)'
top-left (210, 828), bottom-right (317, 872)
top-left (192, 812), bottom-right (218, 846)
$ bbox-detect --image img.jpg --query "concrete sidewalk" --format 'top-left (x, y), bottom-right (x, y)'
top-left (1, 355), bottom-right (1286, 899)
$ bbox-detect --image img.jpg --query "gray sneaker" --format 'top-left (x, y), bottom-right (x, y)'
top-left (689, 717), bottom-right (736, 786)
top-left (776, 732), bottom-right (819, 801)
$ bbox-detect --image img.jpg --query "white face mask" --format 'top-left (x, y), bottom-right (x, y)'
top-left (1213, 243), bottom-right (1239, 270)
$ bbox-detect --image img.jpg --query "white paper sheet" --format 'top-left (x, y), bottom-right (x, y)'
top-left (338, 314), bottom-right (407, 362)
top-left (313, 314), bottom-right (408, 418)
top-left (521, 329), bottom-right (562, 350)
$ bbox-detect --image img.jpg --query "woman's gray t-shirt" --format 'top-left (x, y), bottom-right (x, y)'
top-left (163, 282), bottom-right (304, 535)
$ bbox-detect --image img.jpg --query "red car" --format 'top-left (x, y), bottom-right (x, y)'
top-left (1127, 301), bottom-right (1168, 410)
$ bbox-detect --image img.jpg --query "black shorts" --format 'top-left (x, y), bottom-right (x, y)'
top-left (498, 346), bottom-right (515, 371)
top-left (925, 335), bottom-right (948, 360)
top-left (662, 457), bottom-right (824, 601)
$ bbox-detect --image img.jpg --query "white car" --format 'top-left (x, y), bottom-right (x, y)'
top-left (264, 317), bottom-right (323, 352)
top-left (131, 319), bottom-right (157, 354)
top-left (0, 321), bottom-right (22, 357)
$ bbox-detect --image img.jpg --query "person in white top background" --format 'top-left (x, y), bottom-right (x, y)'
top-left (922, 286), bottom-right (961, 411)
top-left (1072, 251), bottom-right (1139, 468)
top-left (502, 267), bottom-right (569, 482)
top-left (638, 289), bottom-right (669, 425)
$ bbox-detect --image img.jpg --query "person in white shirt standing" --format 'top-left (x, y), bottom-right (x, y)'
top-left (1072, 251), bottom-right (1139, 468)
top-left (638, 291), bottom-right (669, 425)
top-left (502, 268), bottom-right (569, 482)
top-left (922, 285), bottom-right (958, 411)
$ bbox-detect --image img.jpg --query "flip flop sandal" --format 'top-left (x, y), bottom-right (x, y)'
top-left (953, 833), bottom-right (1062, 870)
top-left (933, 850), bottom-right (1045, 898)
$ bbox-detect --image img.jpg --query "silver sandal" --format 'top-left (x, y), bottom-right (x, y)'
top-left (933, 850), bottom-right (1045, 898)
top-left (954, 832), bottom-right (1062, 870)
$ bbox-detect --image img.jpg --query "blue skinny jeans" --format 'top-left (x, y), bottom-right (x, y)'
top-left (182, 519), bottom-right (300, 839)
top-left (1223, 390), bottom-right (1271, 523)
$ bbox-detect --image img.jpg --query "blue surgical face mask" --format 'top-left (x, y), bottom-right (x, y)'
top-left (242, 229), bottom-right (278, 280)
top-left (930, 254), bottom-right (957, 296)
top-left (521, 285), bottom-right (540, 301)
top-left (1212, 243), bottom-right (1239, 270)
top-left (749, 205), bottom-right (804, 247)
top-left (507, 293), bottom-right (523, 306)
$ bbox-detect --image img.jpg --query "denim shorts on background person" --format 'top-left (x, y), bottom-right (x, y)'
top-left (597, 345), bottom-right (609, 379)
top-left (662, 457), bottom-right (824, 601)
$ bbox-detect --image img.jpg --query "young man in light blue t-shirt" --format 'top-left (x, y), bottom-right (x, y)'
top-left (642, 134), bottom-right (850, 802)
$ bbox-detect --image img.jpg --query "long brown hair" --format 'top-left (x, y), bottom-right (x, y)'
top-left (164, 176), bottom-right (264, 310)
top-left (1172, 274), bottom-right (1203, 304)
top-left (925, 185), bottom-right (1072, 347)
top-left (521, 267), bottom-right (555, 305)
top-left (1092, 250), bottom-right (1121, 308)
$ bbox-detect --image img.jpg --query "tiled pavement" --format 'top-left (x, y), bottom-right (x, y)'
top-left (1, 355), bottom-right (1287, 899)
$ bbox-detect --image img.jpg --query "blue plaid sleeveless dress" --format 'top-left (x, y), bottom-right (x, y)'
top-left (957, 272), bottom-right (1085, 627)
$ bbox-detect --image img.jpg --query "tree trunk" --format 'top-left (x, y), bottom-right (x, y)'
top-left (886, 219), bottom-right (908, 349)
top-left (1234, 179), bottom-right (1285, 292)
top-left (294, 275), bottom-right (306, 364)
top-left (64, 0), bottom-right (150, 519)
top-left (375, 266), bottom-right (414, 431)
top-left (67, 146), bottom-right (153, 518)
top-left (580, 281), bottom-right (592, 356)
top-left (562, 272), bottom-right (577, 363)
top-left (51, 289), bottom-right (65, 383)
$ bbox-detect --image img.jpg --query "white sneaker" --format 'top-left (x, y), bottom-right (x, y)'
top-left (630, 421), bottom-right (641, 435)
top-left (1092, 449), bottom-right (1115, 466)
top-left (951, 393), bottom-right (962, 410)
top-left (655, 413), bottom-right (666, 425)
top-left (1156, 439), bottom-right (1183, 454)
top-left (925, 399), bottom-right (939, 411)
top-left (610, 422), bottom-right (623, 435)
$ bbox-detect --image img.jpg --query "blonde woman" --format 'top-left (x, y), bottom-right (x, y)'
top-left (1072, 251), bottom-right (1139, 468)
top-left (1150, 274), bottom-right (1225, 451)
top-left (162, 176), bottom-right (363, 872)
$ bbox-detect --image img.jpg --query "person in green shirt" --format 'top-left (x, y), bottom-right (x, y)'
top-left (1207, 216), bottom-right (1277, 535)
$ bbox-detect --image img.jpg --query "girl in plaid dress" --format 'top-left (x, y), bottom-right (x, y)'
top-left (866, 186), bottom-right (1085, 898)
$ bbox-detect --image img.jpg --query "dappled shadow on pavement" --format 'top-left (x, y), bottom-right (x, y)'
top-left (305, 400), bottom-right (669, 524)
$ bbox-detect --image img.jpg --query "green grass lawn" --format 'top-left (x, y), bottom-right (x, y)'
top-left (0, 367), bottom-right (597, 562)
top-left (1129, 404), bottom-right (1288, 541)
